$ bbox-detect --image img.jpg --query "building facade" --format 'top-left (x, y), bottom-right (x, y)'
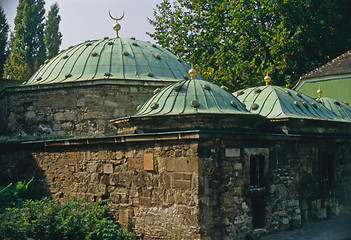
top-left (0, 35), bottom-right (350, 239)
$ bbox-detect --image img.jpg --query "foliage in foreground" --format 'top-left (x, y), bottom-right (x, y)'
top-left (0, 198), bottom-right (136, 240)
top-left (0, 177), bottom-right (34, 209)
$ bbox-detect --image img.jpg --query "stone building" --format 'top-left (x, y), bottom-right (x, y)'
top-left (0, 21), bottom-right (351, 239)
top-left (0, 37), bottom-right (201, 140)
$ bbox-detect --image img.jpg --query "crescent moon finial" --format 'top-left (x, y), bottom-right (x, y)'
top-left (109, 10), bottom-right (118, 21)
top-left (109, 10), bottom-right (125, 38)
top-left (117, 11), bottom-right (125, 21)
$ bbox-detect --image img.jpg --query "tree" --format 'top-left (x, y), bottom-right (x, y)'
top-left (11, 0), bottom-right (46, 77)
top-left (149, 0), bottom-right (351, 89)
top-left (0, 4), bottom-right (9, 77)
top-left (44, 2), bottom-right (62, 59)
top-left (3, 49), bottom-right (31, 80)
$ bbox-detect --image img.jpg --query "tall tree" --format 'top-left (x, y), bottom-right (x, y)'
top-left (44, 2), bottom-right (62, 59)
top-left (149, 0), bottom-right (351, 89)
top-left (11, 0), bottom-right (46, 77)
top-left (0, 4), bottom-right (9, 77)
top-left (3, 49), bottom-right (31, 80)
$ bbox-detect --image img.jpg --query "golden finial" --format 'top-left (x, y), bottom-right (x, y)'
top-left (109, 10), bottom-right (125, 38)
top-left (189, 63), bottom-right (196, 80)
top-left (264, 70), bottom-right (271, 86)
top-left (317, 86), bottom-right (322, 99)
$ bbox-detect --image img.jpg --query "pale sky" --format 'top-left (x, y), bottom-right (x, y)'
top-left (1, 0), bottom-right (171, 50)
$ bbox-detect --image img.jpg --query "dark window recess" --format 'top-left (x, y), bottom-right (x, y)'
top-left (320, 154), bottom-right (334, 183)
top-left (250, 154), bottom-right (265, 187)
top-left (252, 196), bottom-right (266, 228)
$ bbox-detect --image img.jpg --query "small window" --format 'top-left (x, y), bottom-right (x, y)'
top-left (320, 154), bottom-right (334, 183)
top-left (250, 154), bottom-right (265, 187)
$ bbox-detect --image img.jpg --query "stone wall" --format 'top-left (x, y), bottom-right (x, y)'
top-left (0, 81), bottom-right (165, 139)
top-left (0, 132), bottom-right (350, 239)
top-left (272, 141), bottom-right (351, 222)
top-left (0, 139), bottom-right (201, 240)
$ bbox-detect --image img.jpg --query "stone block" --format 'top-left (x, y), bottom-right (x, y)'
top-left (160, 172), bottom-right (171, 189)
top-left (233, 163), bottom-right (242, 170)
top-left (128, 158), bottom-right (143, 170)
top-left (104, 164), bottom-right (114, 174)
top-left (166, 157), bottom-right (198, 173)
top-left (25, 111), bottom-right (36, 119)
top-left (172, 179), bottom-right (192, 190)
top-left (61, 121), bottom-right (73, 130)
top-left (110, 173), bottom-right (119, 185)
top-left (98, 151), bottom-right (108, 160)
top-left (140, 196), bottom-right (152, 207)
top-left (225, 148), bottom-right (240, 157)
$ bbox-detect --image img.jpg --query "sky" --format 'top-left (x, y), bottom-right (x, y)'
top-left (1, 0), bottom-right (170, 50)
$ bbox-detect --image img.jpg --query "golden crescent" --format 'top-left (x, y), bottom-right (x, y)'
top-left (109, 10), bottom-right (125, 21)
top-left (117, 11), bottom-right (125, 21)
top-left (109, 10), bottom-right (117, 21)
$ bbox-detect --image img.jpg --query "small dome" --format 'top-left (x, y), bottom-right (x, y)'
top-left (234, 85), bottom-right (345, 121)
top-left (319, 97), bottom-right (351, 120)
top-left (133, 78), bottom-right (249, 117)
top-left (26, 38), bottom-right (202, 85)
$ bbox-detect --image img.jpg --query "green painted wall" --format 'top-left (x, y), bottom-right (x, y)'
top-left (299, 77), bottom-right (351, 104)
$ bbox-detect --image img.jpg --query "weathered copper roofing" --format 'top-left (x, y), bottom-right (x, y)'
top-left (234, 85), bottom-right (345, 121)
top-left (132, 78), bottom-right (249, 117)
top-left (26, 38), bottom-right (202, 85)
top-left (319, 97), bottom-right (351, 120)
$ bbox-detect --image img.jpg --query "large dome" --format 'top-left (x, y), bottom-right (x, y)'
top-left (26, 37), bottom-right (202, 85)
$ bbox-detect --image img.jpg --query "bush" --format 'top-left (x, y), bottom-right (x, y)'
top-left (0, 177), bottom-right (34, 209)
top-left (0, 198), bottom-right (136, 240)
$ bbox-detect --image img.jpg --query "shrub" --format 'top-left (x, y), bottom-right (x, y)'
top-left (0, 198), bottom-right (136, 240)
top-left (0, 177), bottom-right (34, 209)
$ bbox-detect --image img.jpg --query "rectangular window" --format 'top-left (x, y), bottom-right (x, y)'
top-left (250, 154), bottom-right (265, 187)
top-left (320, 154), bottom-right (334, 183)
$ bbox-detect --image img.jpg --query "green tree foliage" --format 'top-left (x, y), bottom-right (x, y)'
top-left (11, 0), bottom-right (46, 77)
top-left (149, 0), bottom-right (351, 89)
top-left (3, 49), bottom-right (31, 80)
top-left (44, 2), bottom-right (62, 59)
top-left (0, 4), bottom-right (9, 77)
top-left (0, 198), bottom-right (136, 240)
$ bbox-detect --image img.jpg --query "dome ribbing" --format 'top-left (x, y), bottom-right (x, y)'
top-left (26, 38), bottom-right (202, 85)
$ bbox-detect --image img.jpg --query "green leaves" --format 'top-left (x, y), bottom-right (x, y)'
top-left (149, 0), bottom-right (351, 90)
top-left (44, 3), bottom-right (62, 59)
top-left (9, 0), bottom-right (46, 78)
top-left (0, 198), bottom-right (136, 240)
top-left (0, 4), bottom-right (9, 77)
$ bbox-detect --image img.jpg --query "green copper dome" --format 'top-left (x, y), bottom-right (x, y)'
top-left (234, 85), bottom-right (345, 121)
top-left (26, 38), bottom-right (202, 85)
top-left (132, 78), bottom-right (249, 117)
top-left (319, 97), bottom-right (351, 120)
